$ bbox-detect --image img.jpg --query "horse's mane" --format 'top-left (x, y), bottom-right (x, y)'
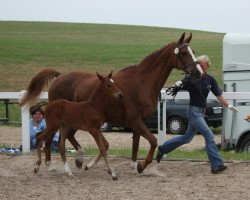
top-left (139, 42), bottom-right (175, 66)
top-left (117, 41), bottom-right (176, 74)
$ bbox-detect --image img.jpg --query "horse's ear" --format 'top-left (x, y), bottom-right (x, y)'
top-left (96, 72), bottom-right (104, 82)
top-left (108, 70), bottom-right (113, 79)
top-left (178, 32), bottom-right (185, 44)
top-left (184, 33), bottom-right (192, 43)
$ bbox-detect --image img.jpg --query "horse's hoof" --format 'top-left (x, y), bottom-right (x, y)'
top-left (75, 159), bottom-right (83, 169)
top-left (112, 176), bottom-right (118, 181)
top-left (137, 162), bottom-right (145, 173)
top-left (85, 166), bottom-right (89, 170)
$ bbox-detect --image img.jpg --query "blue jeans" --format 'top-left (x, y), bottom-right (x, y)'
top-left (159, 106), bottom-right (224, 170)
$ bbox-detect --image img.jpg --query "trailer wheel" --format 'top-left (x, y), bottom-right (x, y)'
top-left (240, 135), bottom-right (250, 153)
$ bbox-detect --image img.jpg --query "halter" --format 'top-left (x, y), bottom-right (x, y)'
top-left (174, 43), bottom-right (199, 74)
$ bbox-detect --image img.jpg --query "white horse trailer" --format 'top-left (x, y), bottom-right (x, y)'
top-left (222, 33), bottom-right (250, 153)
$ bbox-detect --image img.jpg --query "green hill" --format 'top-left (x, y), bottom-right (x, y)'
top-left (0, 21), bottom-right (224, 91)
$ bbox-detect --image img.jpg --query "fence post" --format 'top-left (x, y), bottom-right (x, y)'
top-left (20, 91), bottom-right (30, 153)
top-left (157, 90), bottom-right (167, 145)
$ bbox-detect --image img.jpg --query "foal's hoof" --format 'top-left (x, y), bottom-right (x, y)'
top-left (34, 166), bottom-right (39, 174)
top-left (137, 162), bottom-right (145, 173)
top-left (108, 170), bottom-right (118, 180)
top-left (68, 172), bottom-right (74, 177)
top-left (85, 166), bottom-right (89, 170)
top-left (75, 159), bottom-right (83, 169)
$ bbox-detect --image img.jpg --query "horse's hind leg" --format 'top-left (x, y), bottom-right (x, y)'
top-left (66, 128), bottom-right (85, 169)
top-left (89, 129), bottom-right (117, 180)
top-left (85, 132), bottom-right (109, 170)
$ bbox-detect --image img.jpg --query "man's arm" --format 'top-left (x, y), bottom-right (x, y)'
top-left (217, 95), bottom-right (238, 112)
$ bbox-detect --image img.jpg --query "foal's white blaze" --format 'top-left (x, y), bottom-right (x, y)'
top-left (110, 79), bottom-right (114, 83)
top-left (187, 46), bottom-right (203, 75)
top-left (64, 161), bottom-right (73, 176)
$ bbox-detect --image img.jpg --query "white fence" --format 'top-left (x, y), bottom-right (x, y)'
top-left (1, 91), bottom-right (250, 153)
top-left (0, 91), bottom-right (48, 153)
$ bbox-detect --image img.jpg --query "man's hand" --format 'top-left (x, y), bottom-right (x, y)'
top-left (228, 104), bottom-right (238, 112)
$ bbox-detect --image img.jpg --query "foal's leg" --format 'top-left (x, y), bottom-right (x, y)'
top-left (34, 131), bottom-right (44, 174)
top-left (85, 132), bottom-right (109, 170)
top-left (89, 129), bottom-right (117, 180)
top-left (66, 128), bottom-right (85, 169)
top-left (34, 128), bottom-right (58, 174)
top-left (59, 125), bottom-right (73, 176)
top-left (44, 134), bottom-right (53, 170)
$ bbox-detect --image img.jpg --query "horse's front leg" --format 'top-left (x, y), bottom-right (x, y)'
top-left (130, 132), bottom-right (140, 170)
top-left (131, 118), bottom-right (158, 173)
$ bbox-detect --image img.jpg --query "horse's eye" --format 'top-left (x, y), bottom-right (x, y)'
top-left (108, 84), bottom-right (111, 87)
top-left (181, 51), bottom-right (188, 56)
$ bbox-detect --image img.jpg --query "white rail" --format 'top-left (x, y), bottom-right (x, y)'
top-left (1, 91), bottom-right (250, 153)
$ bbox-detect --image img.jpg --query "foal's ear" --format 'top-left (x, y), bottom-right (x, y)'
top-left (107, 70), bottom-right (113, 79)
top-left (178, 32), bottom-right (185, 44)
top-left (184, 33), bottom-right (192, 43)
top-left (96, 72), bottom-right (105, 82)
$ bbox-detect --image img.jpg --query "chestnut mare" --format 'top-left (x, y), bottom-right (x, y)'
top-left (20, 33), bottom-right (203, 173)
top-left (34, 72), bottom-right (122, 180)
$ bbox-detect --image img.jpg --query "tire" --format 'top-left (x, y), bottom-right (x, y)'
top-left (240, 135), bottom-right (250, 153)
top-left (167, 116), bottom-right (186, 135)
top-left (100, 122), bottom-right (112, 132)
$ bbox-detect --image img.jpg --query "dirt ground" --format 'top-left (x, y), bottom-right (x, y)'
top-left (0, 126), bottom-right (249, 200)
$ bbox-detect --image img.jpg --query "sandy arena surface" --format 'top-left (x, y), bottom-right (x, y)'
top-left (0, 126), bottom-right (249, 200)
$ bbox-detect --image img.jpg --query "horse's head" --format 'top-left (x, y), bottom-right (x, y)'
top-left (173, 33), bottom-right (203, 78)
top-left (97, 71), bottom-right (123, 100)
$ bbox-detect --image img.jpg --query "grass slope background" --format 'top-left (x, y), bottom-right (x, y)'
top-left (0, 21), bottom-right (224, 92)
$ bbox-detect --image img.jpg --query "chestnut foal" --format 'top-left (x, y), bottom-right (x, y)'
top-left (34, 72), bottom-right (123, 180)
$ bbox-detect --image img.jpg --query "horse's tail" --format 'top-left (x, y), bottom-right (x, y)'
top-left (19, 69), bottom-right (61, 107)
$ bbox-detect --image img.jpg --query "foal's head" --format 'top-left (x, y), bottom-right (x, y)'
top-left (171, 33), bottom-right (203, 78)
top-left (97, 71), bottom-right (123, 100)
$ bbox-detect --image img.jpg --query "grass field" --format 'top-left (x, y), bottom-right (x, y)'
top-left (0, 21), bottom-right (224, 92)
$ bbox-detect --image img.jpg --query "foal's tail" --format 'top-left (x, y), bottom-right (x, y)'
top-left (19, 69), bottom-right (61, 107)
